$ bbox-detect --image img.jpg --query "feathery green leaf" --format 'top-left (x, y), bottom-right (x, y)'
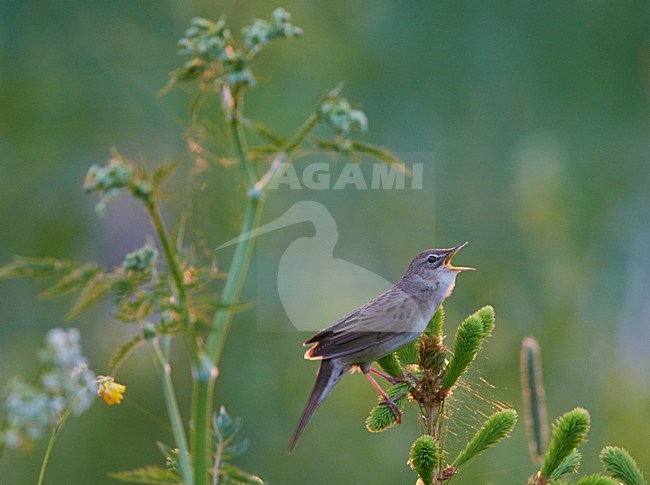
top-left (377, 353), bottom-right (403, 378)
top-left (38, 264), bottom-right (103, 299)
top-left (452, 409), bottom-right (517, 469)
top-left (441, 314), bottom-right (485, 391)
top-left (550, 450), bottom-right (582, 480)
top-left (476, 305), bottom-right (495, 338)
top-left (365, 382), bottom-right (410, 433)
top-left (107, 465), bottom-right (180, 484)
top-left (0, 256), bottom-right (77, 279)
top-left (540, 408), bottom-right (590, 479)
top-left (396, 340), bottom-right (419, 366)
top-left (218, 464), bottom-right (263, 484)
top-left (575, 474), bottom-right (619, 485)
top-left (67, 275), bottom-right (112, 319)
top-left (109, 334), bottom-right (145, 374)
top-left (426, 306), bottom-right (445, 337)
top-left (599, 446), bottom-right (646, 485)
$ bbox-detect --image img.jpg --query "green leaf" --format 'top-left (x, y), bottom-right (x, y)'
top-left (39, 264), bottom-right (102, 299)
top-left (151, 162), bottom-right (179, 196)
top-left (452, 409), bottom-right (518, 469)
top-left (396, 340), bottom-right (419, 366)
top-left (540, 408), bottom-right (590, 480)
top-left (550, 450), bottom-right (582, 480)
top-left (212, 406), bottom-right (250, 460)
top-left (108, 466), bottom-right (180, 484)
top-left (67, 275), bottom-right (112, 319)
top-left (241, 117), bottom-right (287, 147)
top-left (376, 353), bottom-right (403, 378)
top-left (208, 407), bottom-right (263, 483)
top-left (218, 463), bottom-right (263, 484)
top-left (441, 314), bottom-right (485, 391)
top-left (599, 446), bottom-right (646, 485)
top-left (425, 306), bottom-right (445, 337)
top-left (365, 381), bottom-right (410, 433)
top-left (476, 305), bottom-right (495, 338)
top-left (575, 474), bottom-right (620, 485)
top-left (109, 334), bottom-right (145, 373)
top-left (113, 294), bottom-right (154, 323)
top-left (409, 435), bottom-right (439, 485)
top-left (214, 406), bottom-right (243, 444)
top-left (349, 140), bottom-right (407, 170)
top-left (0, 256), bottom-right (77, 279)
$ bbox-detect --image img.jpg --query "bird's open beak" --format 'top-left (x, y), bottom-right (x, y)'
top-left (443, 242), bottom-right (475, 271)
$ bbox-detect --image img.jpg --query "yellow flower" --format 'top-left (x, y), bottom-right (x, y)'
top-left (97, 375), bottom-right (126, 405)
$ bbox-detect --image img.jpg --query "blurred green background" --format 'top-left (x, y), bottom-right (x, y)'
top-left (1, 1), bottom-right (649, 483)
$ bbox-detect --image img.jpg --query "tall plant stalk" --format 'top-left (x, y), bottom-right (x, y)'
top-left (0, 10), bottom-right (417, 484)
top-left (191, 81), bottom-right (316, 483)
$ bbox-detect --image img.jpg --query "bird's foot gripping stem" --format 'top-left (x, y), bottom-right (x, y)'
top-left (363, 370), bottom-right (403, 423)
top-left (380, 397), bottom-right (402, 423)
top-left (370, 366), bottom-right (421, 388)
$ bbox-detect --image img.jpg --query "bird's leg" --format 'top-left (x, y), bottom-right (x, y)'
top-left (369, 367), bottom-right (399, 385)
top-left (363, 371), bottom-right (402, 424)
top-left (370, 366), bottom-right (420, 388)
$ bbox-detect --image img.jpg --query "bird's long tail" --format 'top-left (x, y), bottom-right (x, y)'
top-left (288, 359), bottom-right (349, 453)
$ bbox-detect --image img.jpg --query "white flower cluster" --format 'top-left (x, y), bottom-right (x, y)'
top-left (2, 328), bottom-right (97, 449)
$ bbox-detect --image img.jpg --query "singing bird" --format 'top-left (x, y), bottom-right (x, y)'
top-left (288, 242), bottom-right (473, 452)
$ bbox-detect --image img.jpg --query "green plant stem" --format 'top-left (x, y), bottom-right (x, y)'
top-left (153, 337), bottom-right (193, 485)
top-left (37, 406), bottom-right (73, 485)
top-left (191, 95), bottom-right (317, 484)
top-left (145, 201), bottom-right (202, 485)
top-left (230, 90), bottom-right (257, 188)
top-left (436, 401), bottom-right (447, 483)
top-left (287, 112), bottom-right (317, 150)
top-left (189, 88), bottom-right (259, 485)
top-left (145, 202), bottom-right (187, 307)
top-left (191, 196), bottom-right (263, 485)
top-left (191, 364), bottom-right (214, 485)
top-left (144, 201), bottom-right (198, 356)
top-left (206, 197), bottom-right (261, 359)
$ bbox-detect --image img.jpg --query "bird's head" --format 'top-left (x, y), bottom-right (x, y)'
top-left (403, 242), bottom-right (474, 291)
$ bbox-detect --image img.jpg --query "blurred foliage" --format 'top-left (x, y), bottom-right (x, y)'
top-left (1, 1), bottom-right (649, 483)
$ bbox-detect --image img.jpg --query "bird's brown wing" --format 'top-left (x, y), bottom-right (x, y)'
top-left (304, 285), bottom-right (424, 361)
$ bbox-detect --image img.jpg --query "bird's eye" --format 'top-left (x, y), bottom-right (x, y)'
top-left (427, 255), bottom-right (439, 264)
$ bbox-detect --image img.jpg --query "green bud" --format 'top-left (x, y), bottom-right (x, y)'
top-left (418, 334), bottom-right (445, 373)
top-left (409, 435), bottom-right (439, 485)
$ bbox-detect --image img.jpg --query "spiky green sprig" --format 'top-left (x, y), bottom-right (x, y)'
top-left (540, 408), bottom-right (590, 480)
top-left (599, 446), bottom-right (646, 485)
top-left (365, 381), bottom-right (411, 433)
top-left (452, 409), bottom-right (518, 470)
